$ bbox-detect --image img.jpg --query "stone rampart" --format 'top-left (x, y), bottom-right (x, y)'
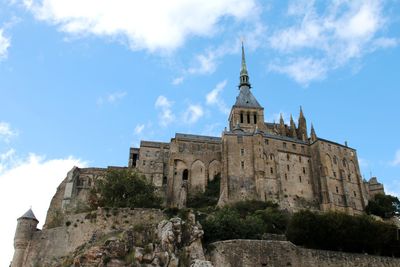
top-left (209, 240), bottom-right (400, 267)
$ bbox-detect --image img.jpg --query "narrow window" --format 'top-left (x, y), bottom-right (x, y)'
top-left (283, 142), bottom-right (287, 148)
top-left (287, 165), bottom-right (290, 171)
top-left (163, 176), bottom-right (167, 185)
top-left (301, 146), bottom-right (305, 153)
top-left (240, 112), bottom-right (244, 123)
top-left (299, 156), bottom-right (302, 163)
top-left (241, 161), bottom-right (245, 169)
top-left (333, 171), bottom-right (337, 178)
top-left (270, 154), bottom-right (273, 160)
top-left (299, 176), bottom-right (302, 183)
top-left (240, 148), bottom-right (244, 156)
top-left (254, 114), bottom-right (257, 124)
top-left (143, 160), bottom-right (146, 166)
top-left (270, 167), bottom-right (274, 174)
top-left (333, 156), bottom-right (337, 165)
top-left (336, 186), bottom-right (339, 193)
top-left (287, 154), bottom-right (290, 160)
top-left (182, 169), bottom-right (189, 181)
top-left (247, 113), bottom-right (250, 124)
top-left (353, 191), bottom-right (357, 197)
top-left (303, 167), bottom-right (306, 174)
top-left (265, 139), bottom-right (269, 145)
top-left (292, 144), bottom-right (296, 150)
top-left (285, 173), bottom-right (288, 180)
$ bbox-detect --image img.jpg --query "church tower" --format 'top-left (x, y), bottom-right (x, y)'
top-left (228, 43), bottom-right (266, 133)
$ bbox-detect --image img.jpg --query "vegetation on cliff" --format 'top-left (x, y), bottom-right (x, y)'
top-left (89, 169), bottom-right (162, 209)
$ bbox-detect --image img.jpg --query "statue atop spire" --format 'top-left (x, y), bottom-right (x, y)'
top-left (239, 42), bottom-right (251, 89)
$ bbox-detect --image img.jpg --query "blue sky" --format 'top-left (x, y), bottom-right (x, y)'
top-left (1, 0), bottom-right (400, 265)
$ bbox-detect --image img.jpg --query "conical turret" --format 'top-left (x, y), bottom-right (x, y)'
top-left (298, 106), bottom-right (308, 141)
top-left (310, 123), bottom-right (317, 142)
top-left (290, 115), bottom-right (297, 138)
top-left (12, 208), bottom-right (39, 267)
top-left (279, 113), bottom-right (286, 136)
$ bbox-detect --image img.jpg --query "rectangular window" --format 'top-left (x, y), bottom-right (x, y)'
top-left (143, 160), bottom-right (146, 166)
top-left (287, 165), bottom-right (290, 171)
top-left (303, 167), bottom-right (306, 174)
top-left (240, 113), bottom-right (244, 123)
top-left (292, 144), bottom-right (296, 150)
top-left (285, 173), bottom-right (288, 180)
top-left (299, 156), bottom-right (302, 163)
top-left (265, 139), bottom-right (269, 145)
top-left (247, 113), bottom-right (250, 124)
top-left (336, 186), bottom-right (339, 193)
top-left (301, 146), bottom-right (305, 153)
top-left (270, 167), bottom-right (274, 174)
top-left (241, 161), bottom-right (244, 169)
top-left (240, 148), bottom-right (244, 156)
top-left (254, 114), bottom-right (257, 124)
top-left (283, 142), bottom-right (287, 148)
top-left (299, 176), bottom-right (302, 182)
top-left (333, 171), bottom-right (337, 178)
top-left (353, 191), bottom-right (357, 197)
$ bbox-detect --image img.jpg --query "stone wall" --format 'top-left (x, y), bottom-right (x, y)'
top-left (209, 240), bottom-right (400, 267)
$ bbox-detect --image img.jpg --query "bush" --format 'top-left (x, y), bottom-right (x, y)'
top-left (187, 174), bottom-right (220, 209)
top-left (366, 194), bottom-right (400, 218)
top-left (201, 200), bottom-right (288, 244)
top-left (286, 210), bottom-right (400, 257)
top-left (90, 169), bottom-right (162, 209)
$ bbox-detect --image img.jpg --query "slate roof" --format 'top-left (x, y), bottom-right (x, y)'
top-left (234, 86), bottom-right (262, 108)
top-left (18, 208), bottom-right (38, 222)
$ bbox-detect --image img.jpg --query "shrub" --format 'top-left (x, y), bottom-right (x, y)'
top-left (187, 174), bottom-right (220, 209)
top-left (286, 210), bottom-right (400, 257)
top-left (90, 169), bottom-right (162, 209)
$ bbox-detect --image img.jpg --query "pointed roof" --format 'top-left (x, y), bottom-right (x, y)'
top-left (234, 86), bottom-right (261, 108)
top-left (240, 42), bottom-right (248, 77)
top-left (18, 208), bottom-right (39, 222)
top-left (239, 42), bottom-right (251, 89)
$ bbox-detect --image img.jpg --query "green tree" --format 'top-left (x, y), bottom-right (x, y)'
top-left (365, 194), bottom-right (400, 218)
top-left (90, 169), bottom-right (162, 209)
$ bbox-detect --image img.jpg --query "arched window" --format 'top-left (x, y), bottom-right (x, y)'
top-left (253, 114), bottom-right (257, 124)
top-left (240, 112), bottom-right (244, 123)
top-left (247, 113), bottom-right (250, 124)
top-left (182, 169), bottom-right (189, 181)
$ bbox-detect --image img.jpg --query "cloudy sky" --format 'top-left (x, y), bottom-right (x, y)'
top-left (1, 0), bottom-right (400, 265)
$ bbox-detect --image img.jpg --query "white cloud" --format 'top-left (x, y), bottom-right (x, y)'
top-left (23, 0), bottom-right (257, 52)
top-left (172, 76), bottom-right (184, 86)
top-left (97, 91), bottom-right (127, 105)
top-left (183, 104), bottom-right (204, 124)
top-left (134, 124), bottom-right (145, 135)
top-left (206, 80), bottom-right (230, 114)
top-left (0, 122), bottom-right (18, 143)
top-left (0, 151), bottom-right (86, 267)
top-left (0, 29), bottom-right (10, 60)
top-left (269, 57), bottom-right (327, 86)
top-left (268, 0), bottom-right (397, 85)
top-left (188, 52), bottom-right (217, 75)
top-left (155, 95), bottom-right (175, 127)
top-left (391, 150), bottom-right (400, 166)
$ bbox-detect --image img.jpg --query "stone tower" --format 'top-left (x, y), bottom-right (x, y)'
top-left (11, 209), bottom-right (39, 267)
top-left (228, 43), bottom-right (266, 133)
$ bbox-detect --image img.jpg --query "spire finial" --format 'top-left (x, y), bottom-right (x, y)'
top-left (239, 41), bottom-right (251, 89)
top-left (300, 106), bottom-right (304, 118)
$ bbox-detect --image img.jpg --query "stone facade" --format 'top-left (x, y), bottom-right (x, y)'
top-left (209, 240), bottom-right (400, 267)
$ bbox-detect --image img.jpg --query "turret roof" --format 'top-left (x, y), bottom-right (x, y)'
top-left (234, 86), bottom-right (262, 108)
top-left (18, 208), bottom-right (38, 222)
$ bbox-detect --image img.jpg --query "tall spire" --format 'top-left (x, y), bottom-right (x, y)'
top-left (239, 42), bottom-right (251, 89)
top-left (298, 106), bottom-right (308, 140)
top-left (290, 115), bottom-right (297, 138)
top-left (310, 123), bottom-right (317, 142)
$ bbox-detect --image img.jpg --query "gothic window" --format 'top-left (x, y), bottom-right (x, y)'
top-left (254, 114), bottom-right (257, 124)
top-left (247, 113), bottom-right (250, 124)
top-left (240, 112), bottom-right (244, 123)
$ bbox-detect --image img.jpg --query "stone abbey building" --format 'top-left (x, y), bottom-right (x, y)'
top-left (126, 45), bottom-right (383, 214)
